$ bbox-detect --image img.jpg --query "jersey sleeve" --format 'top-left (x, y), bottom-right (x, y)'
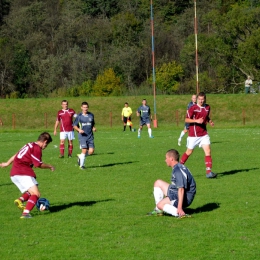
top-left (73, 114), bottom-right (80, 127)
top-left (129, 107), bottom-right (132, 114)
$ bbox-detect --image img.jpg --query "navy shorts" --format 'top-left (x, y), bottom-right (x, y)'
top-left (140, 118), bottom-right (151, 126)
top-left (167, 187), bottom-right (193, 208)
top-left (79, 137), bottom-right (95, 149)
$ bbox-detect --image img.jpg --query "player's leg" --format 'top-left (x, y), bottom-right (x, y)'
top-left (67, 131), bottom-right (74, 158)
top-left (147, 123), bottom-right (154, 138)
top-left (11, 176), bottom-right (39, 218)
top-left (147, 179), bottom-right (169, 216)
top-left (138, 124), bottom-right (143, 138)
top-left (129, 117), bottom-right (132, 131)
top-left (178, 125), bottom-right (188, 146)
top-left (59, 132), bottom-right (66, 158)
top-left (180, 136), bottom-right (197, 164)
top-left (202, 144), bottom-right (216, 178)
top-left (123, 117), bottom-right (127, 131)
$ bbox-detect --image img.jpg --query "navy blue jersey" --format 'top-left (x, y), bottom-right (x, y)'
top-left (168, 163), bottom-right (196, 203)
top-left (187, 101), bottom-right (196, 110)
top-left (137, 105), bottom-right (151, 119)
top-left (73, 112), bottom-right (95, 140)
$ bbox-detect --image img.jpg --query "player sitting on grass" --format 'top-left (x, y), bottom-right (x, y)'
top-left (147, 149), bottom-right (196, 218)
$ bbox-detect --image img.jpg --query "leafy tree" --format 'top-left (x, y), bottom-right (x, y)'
top-left (92, 68), bottom-right (123, 96)
top-left (155, 61), bottom-right (184, 94)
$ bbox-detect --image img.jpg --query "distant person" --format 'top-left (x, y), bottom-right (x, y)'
top-left (121, 102), bottom-right (132, 131)
top-left (73, 102), bottom-right (96, 170)
top-left (0, 132), bottom-right (55, 219)
top-left (147, 149), bottom-right (196, 218)
top-left (54, 100), bottom-right (77, 158)
top-left (245, 76), bottom-right (252, 94)
top-left (178, 94), bottom-right (197, 146)
top-left (180, 92), bottom-right (216, 178)
top-left (136, 99), bottom-right (154, 138)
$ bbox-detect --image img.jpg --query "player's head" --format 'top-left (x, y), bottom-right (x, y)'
top-left (81, 102), bottom-right (89, 113)
top-left (37, 132), bottom-right (52, 149)
top-left (142, 99), bottom-right (147, 105)
top-left (124, 102), bottom-right (128, 107)
top-left (191, 94), bottom-right (197, 103)
top-left (166, 149), bottom-right (179, 161)
top-left (197, 92), bottom-right (206, 106)
top-left (248, 76), bottom-right (251, 79)
top-left (61, 100), bottom-right (68, 110)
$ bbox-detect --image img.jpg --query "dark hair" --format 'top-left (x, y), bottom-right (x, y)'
top-left (125, 102), bottom-right (128, 105)
top-left (38, 132), bottom-right (52, 144)
top-left (197, 92), bottom-right (206, 102)
top-left (81, 102), bottom-right (89, 107)
top-left (61, 100), bottom-right (68, 104)
top-left (166, 149), bottom-right (180, 161)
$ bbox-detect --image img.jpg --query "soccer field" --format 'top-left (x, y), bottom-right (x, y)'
top-left (0, 128), bottom-right (259, 260)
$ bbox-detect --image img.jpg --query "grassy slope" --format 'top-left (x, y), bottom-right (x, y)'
top-left (0, 94), bottom-right (260, 130)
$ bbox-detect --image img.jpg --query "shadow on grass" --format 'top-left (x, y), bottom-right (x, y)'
top-left (218, 168), bottom-right (258, 176)
top-left (89, 161), bottom-right (138, 168)
top-left (0, 183), bottom-right (12, 187)
top-left (49, 199), bottom-right (113, 213)
top-left (185, 202), bottom-right (220, 214)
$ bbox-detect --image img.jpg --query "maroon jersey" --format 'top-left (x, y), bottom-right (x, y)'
top-left (10, 142), bottom-right (43, 177)
top-left (56, 108), bottom-right (76, 132)
top-left (186, 104), bottom-right (211, 137)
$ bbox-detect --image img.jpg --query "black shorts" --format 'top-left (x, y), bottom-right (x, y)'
top-left (123, 116), bottom-right (131, 124)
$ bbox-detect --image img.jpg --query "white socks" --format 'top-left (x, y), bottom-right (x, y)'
top-left (148, 128), bottom-right (152, 137)
top-left (153, 187), bottom-right (164, 208)
top-left (163, 204), bottom-right (178, 217)
top-left (179, 131), bottom-right (185, 139)
top-left (79, 153), bottom-right (86, 167)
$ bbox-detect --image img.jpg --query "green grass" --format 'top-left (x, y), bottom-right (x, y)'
top-left (0, 127), bottom-right (259, 259)
top-left (0, 94), bottom-right (260, 130)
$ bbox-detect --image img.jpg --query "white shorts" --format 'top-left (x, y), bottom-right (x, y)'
top-left (186, 135), bottom-right (210, 149)
top-left (11, 175), bottom-right (38, 193)
top-left (60, 131), bottom-right (75, 140)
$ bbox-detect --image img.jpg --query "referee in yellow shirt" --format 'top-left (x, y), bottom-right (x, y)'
top-left (121, 102), bottom-right (132, 131)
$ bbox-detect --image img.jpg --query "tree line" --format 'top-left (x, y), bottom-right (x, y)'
top-left (0, 0), bottom-right (259, 98)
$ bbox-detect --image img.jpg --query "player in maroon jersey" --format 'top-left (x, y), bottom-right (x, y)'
top-left (180, 92), bottom-right (217, 178)
top-left (54, 100), bottom-right (77, 158)
top-left (0, 132), bottom-right (55, 218)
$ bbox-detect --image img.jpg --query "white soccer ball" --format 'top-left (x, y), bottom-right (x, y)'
top-left (40, 204), bottom-right (46, 211)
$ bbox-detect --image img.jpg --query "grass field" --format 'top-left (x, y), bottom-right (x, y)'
top-left (0, 127), bottom-right (259, 260)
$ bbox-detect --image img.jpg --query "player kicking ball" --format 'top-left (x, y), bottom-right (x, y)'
top-left (0, 132), bottom-right (55, 218)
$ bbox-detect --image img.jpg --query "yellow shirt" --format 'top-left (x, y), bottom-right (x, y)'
top-left (122, 107), bottom-right (132, 117)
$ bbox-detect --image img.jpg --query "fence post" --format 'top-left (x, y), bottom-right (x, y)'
top-left (242, 109), bottom-right (245, 125)
top-left (175, 110), bottom-right (179, 127)
top-left (110, 112), bottom-right (112, 127)
top-left (45, 113), bottom-right (47, 128)
top-left (12, 114), bottom-right (16, 129)
top-left (0, 118), bottom-right (3, 126)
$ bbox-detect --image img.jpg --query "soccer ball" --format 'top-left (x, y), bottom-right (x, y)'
top-left (36, 198), bottom-right (50, 211)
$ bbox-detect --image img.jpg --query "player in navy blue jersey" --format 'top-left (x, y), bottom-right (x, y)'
top-left (147, 149), bottom-right (196, 218)
top-left (73, 102), bottom-right (96, 170)
top-left (136, 99), bottom-right (154, 138)
top-left (178, 95), bottom-right (197, 146)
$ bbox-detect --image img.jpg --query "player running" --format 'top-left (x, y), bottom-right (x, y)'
top-left (73, 102), bottom-right (96, 170)
top-left (180, 92), bottom-right (217, 178)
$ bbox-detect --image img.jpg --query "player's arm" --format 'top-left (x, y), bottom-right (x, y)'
top-left (177, 187), bottom-right (185, 216)
top-left (0, 154), bottom-right (17, 168)
top-left (185, 117), bottom-right (204, 124)
top-left (136, 110), bottom-right (140, 117)
top-left (54, 120), bottom-right (59, 135)
top-left (128, 108), bottom-right (132, 119)
top-left (38, 163), bottom-right (55, 171)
